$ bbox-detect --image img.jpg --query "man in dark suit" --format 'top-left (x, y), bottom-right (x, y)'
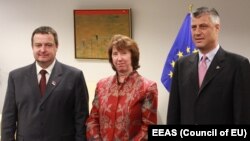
top-left (167, 7), bottom-right (250, 124)
top-left (1, 26), bottom-right (89, 140)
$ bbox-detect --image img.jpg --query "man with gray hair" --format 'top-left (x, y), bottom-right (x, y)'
top-left (167, 7), bottom-right (250, 124)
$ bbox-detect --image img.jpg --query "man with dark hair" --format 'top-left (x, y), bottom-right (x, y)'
top-left (1, 26), bottom-right (89, 140)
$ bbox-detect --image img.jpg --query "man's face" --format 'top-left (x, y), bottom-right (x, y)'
top-left (32, 33), bottom-right (58, 68)
top-left (191, 13), bottom-right (220, 53)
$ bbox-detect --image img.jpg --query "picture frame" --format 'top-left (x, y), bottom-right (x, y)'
top-left (74, 9), bottom-right (132, 59)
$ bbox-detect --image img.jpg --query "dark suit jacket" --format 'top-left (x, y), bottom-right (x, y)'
top-left (167, 47), bottom-right (250, 124)
top-left (1, 61), bottom-right (89, 141)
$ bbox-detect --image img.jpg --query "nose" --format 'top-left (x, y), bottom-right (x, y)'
top-left (117, 54), bottom-right (122, 60)
top-left (193, 27), bottom-right (201, 35)
top-left (40, 45), bottom-right (46, 52)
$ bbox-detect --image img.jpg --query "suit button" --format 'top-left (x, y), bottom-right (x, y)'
top-left (40, 107), bottom-right (44, 111)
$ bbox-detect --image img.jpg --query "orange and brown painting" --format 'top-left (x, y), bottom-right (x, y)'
top-left (74, 9), bottom-right (131, 59)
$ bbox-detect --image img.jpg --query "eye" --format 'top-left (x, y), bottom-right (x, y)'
top-left (45, 43), bottom-right (54, 47)
top-left (199, 24), bottom-right (209, 30)
top-left (34, 43), bottom-right (42, 48)
top-left (121, 51), bottom-right (127, 55)
top-left (191, 25), bottom-right (197, 31)
top-left (112, 52), bottom-right (118, 56)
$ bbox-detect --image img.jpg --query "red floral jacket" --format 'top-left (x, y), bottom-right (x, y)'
top-left (86, 71), bottom-right (158, 141)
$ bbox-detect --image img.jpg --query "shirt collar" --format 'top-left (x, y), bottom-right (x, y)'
top-left (199, 44), bottom-right (220, 61)
top-left (36, 59), bottom-right (56, 75)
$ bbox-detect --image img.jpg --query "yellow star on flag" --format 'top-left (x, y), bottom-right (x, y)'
top-left (168, 71), bottom-right (173, 78)
top-left (177, 51), bottom-right (183, 58)
top-left (193, 49), bottom-right (199, 53)
top-left (171, 60), bottom-right (175, 68)
top-left (186, 47), bottom-right (191, 53)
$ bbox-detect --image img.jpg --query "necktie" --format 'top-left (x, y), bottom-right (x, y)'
top-left (39, 69), bottom-right (47, 96)
top-left (199, 55), bottom-right (207, 87)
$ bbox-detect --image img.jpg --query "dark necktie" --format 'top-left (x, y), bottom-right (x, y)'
top-left (198, 55), bottom-right (207, 87)
top-left (39, 69), bottom-right (47, 96)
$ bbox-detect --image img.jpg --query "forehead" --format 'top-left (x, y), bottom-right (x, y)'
top-left (33, 33), bottom-right (55, 41)
top-left (192, 14), bottom-right (212, 25)
top-left (112, 47), bottom-right (131, 55)
top-left (112, 46), bottom-right (129, 51)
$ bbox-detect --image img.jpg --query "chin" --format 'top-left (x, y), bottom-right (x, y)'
top-left (195, 45), bottom-right (204, 49)
top-left (117, 69), bottom-right (127, 73)
top-left (37, 59), bottom-right (47, 62)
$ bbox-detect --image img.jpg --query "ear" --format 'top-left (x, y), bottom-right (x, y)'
top-left (215, 24), bottom-right (220, 31)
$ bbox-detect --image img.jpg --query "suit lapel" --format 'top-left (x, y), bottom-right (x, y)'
top-left (26, 63), bottom-right (41, 99)
top-left (199, 47), bottom-right (225, 93)
top-left (189, 53), bottom-right (200, 93)
top-left (40, 61), bottom-right (63, 105)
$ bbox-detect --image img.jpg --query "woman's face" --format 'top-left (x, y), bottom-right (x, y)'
top-left (112, 47), bottom-right (133, 74)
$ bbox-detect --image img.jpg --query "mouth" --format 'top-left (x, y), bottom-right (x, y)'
top-left (38, 55), bottom-right (48, 59)
top-left (195, 38), bottom-right (204, 43)
top-left (117, 63), bottom-right (126, 67)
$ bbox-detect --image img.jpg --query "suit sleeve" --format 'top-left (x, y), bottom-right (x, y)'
top-left (167, 59), bottom-right (181, 124)
top-left (85, 82), bottom-right (102, 141)
top-left (75, 71), bottom-right (89, 141)
top-left (1, 72), bottom-right (17, 141)
top-left (233, 58), bottom-right (250, 124)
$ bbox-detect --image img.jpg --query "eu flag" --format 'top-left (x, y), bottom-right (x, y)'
top-left (161, 13), bottom-right (197, 92)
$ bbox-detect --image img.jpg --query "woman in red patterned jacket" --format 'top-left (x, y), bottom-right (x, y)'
top-left (86, 34), bottom-right (158, 141)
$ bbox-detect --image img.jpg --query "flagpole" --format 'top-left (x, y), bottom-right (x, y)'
top-left (189, 4), bottom-right (193, 13)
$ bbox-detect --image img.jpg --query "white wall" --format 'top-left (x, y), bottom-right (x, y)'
top-left (0, 0), bottom-right (250, 124)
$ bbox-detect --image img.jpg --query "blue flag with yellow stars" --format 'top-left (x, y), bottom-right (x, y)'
top-left (161, 13), bottom-right (197, 92)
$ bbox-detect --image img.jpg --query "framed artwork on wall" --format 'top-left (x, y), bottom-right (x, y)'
top-left (74, 9), bottom-right (132, 59)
